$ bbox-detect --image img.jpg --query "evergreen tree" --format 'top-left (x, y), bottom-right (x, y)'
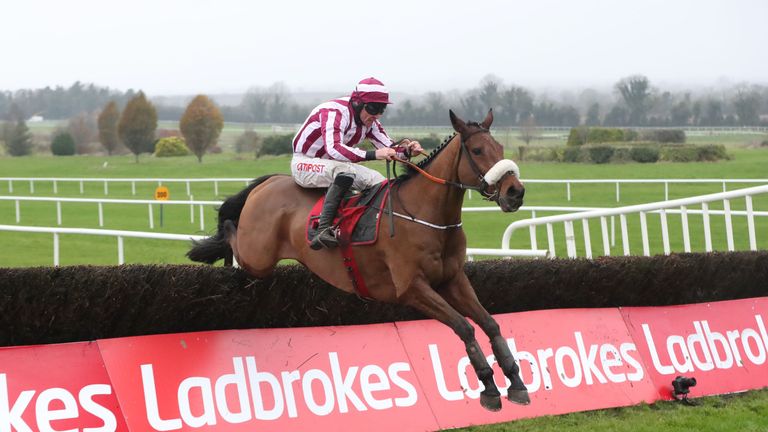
top-left (180, 95), bottom-right (224, 163)
top-left (5, 117), bottom-right (33, 156)
top-left (118, 92), bottom-right (157, 162)
top-left (98, 101), bottom-right (121, 155)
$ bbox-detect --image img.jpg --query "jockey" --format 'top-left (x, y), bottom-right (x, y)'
top-left (291, 77), bottom-right (423, 250)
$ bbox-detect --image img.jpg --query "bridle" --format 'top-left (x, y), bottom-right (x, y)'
top-left (395, 127), bottom-right (516, 202)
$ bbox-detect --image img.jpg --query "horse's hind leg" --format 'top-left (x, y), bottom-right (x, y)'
top-left (440, 274), bottom-right (530, 405)
top-left (402, 280), bottom-right (502, 411)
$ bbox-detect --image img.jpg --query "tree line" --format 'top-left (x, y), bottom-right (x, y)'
top-left (2, 92), bottom-right (224, 162)
top-left (2, 76), bottom-right (767, 128)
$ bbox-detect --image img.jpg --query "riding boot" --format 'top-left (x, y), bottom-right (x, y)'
top-left (310, 174), bottom-right (354, 250)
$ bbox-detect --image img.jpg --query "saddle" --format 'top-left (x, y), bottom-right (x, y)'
top-left (306, 181), bottom-right (391, 298)
top-left (306, 180), bottom-right (390, 246)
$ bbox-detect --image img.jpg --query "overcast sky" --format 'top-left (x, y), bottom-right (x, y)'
top-left (3, 0), bottom-right (766, 96)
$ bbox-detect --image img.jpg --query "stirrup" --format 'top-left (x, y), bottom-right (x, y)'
top-left (310, 227), bottom-right (339, 250)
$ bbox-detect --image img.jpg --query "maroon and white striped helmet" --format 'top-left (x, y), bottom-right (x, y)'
top-left (350, 77), bottom-right (391, 104)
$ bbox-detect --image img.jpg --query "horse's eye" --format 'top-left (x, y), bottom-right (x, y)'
top-left (471, 148), bottom-right (482, 155)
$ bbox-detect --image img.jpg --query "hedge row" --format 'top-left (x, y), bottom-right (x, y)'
top-left (567, 127), bottom-right (686, 146)
top-left (1, 252), bottom-right (766, 347)
top-left (519, 143), bottom-right (728, 164)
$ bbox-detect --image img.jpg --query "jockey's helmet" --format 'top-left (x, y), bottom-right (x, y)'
top-left (350, 77), bottom-right (391, 105)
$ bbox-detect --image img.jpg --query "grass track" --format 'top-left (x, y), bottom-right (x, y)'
top-left (451, 388), bottom-right (768, 431)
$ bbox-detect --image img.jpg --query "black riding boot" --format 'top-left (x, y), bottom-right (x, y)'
top-left (310, 174), bottom-right (354, 250)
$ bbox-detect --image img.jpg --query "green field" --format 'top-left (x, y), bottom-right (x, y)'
top-left (451, 388), bottom-right (768, 432)
top-left (1, 140), bottom-right (767, 266)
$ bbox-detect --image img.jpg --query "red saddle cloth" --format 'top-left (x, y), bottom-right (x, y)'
top-left (305, 181), bottom-right (391, 298)
top-left (305, 180), bottom-right (390, 246)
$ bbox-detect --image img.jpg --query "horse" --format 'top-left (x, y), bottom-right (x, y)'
top-left (187, 109), bottom-right (529, 411)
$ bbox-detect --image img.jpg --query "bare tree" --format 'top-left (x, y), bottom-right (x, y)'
top-left (517, 115), bottom-right (539, 161)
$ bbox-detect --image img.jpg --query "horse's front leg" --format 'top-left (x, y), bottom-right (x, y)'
top-left (440, 274), bottom-right (530, 405)
top-left (402, 280), bottom-right (502, 411)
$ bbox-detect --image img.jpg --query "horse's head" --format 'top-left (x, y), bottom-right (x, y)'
top-left (449, 109), bottom-right (525, 212)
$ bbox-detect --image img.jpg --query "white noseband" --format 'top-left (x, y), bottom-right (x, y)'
top-left (483, 159), bottom-right (520, 185)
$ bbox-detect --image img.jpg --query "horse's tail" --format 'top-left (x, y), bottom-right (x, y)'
top-left (187, 174), bottom-right (278, 264)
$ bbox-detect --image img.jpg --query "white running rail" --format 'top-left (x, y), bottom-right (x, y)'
top-left (501, 185), bottom-right (768, 258)
top-left (0, 225), bottom-right (546, 265)
top-left (0, 224), bottom-right (205, 266)
top-left (3, 177), bottom-right (767, 202)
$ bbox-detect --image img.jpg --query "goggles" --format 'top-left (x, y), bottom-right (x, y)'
top-left (364, 103), bottom-right (387, 116)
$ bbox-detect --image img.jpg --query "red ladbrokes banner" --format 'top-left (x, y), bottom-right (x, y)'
top-left (2, 297), bottom-right (767, 431)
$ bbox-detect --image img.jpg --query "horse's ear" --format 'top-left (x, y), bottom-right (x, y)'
top-left (481, 108), bottom-right (494, 129)
top-left (449, 109), bottom-right (467, 133)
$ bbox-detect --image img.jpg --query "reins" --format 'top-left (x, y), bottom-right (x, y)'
top-left (392, 129), bottom-right (497, 196)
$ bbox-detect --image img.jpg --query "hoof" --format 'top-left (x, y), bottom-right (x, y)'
top-left (480, 392), bottom-right (502, 412)
top-left (507, 389), bottom-right (531, 405)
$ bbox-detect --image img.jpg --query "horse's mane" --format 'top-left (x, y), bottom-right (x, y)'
top-left (395, 133), bottom-right (456, 182)
top-left (395, 122), bottom-right (488, 182)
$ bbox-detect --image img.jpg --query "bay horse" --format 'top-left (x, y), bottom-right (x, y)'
top-left (187, 109), bottom-right (529, 411)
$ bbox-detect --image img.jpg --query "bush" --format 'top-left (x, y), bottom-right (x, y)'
top-left (154, 137), bottom-right (190, 157)
top-left (623, 129), bottom-right (639, 141)
top-left (640, 129), bottom-right (686, 143)
top-left (51, 132), bottom-right (76, 156)
top-left (258, 134), bottom-right (294, 157)
top-left (697, 145), bottom-right (729, 161)
top-left (588, 146), bottom-right (615, 164)
top-left (588, 128), bottom-right (624, 144)
top-left (567, 127), bottom-right (588, 146)
top-left (660, 145), bottom-right (727, 162)
top-left (562, 146), bottom-right (583, 162)
top-left (660, 146), bottom-right (698, 162)
top-left (630, 146), bottom-right (660, 163)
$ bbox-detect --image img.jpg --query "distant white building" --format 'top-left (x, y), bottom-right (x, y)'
top-left (28, 114), bottom-right (44, 122)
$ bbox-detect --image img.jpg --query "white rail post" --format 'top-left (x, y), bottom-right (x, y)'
top-left (566, 182), bottom-right (571, 201)
top-left (118, 236), bottom-right (124, 264)
top-left (615, 182), bottom-right (620, 202)
top-left (98, 202), bottom-right (104, 227)
top-left (564, 221), bottom-right (576, 258)
top-left (723, 199), bottom-right (734, 251)
top-left (546, 223), bottom-right (555, 257)
top-left (746, 196), bottom-right (757, 251)
top-left (53, 233), bottom-right (60, 266)
top-left (664, 182), bottom-right (669, 201)
top-left (600, 216), bottom-right (610, 256)
top-left (186, 181), bottom-right (191, 196)
top-left (148, 204), bottom-right (154, 229)
top-left (53, 180), bottom-right (58, 194)
top-left (640, 211), bottom-right (649, 256)
top-left (104, 180), bottom-right (108, 195)
top-left (681, 205), bottom-right (691, 252)
top-left (56, 201), bottom-right (62, 226)
top-left (660, 209), bottom-right (670, 255)
top-left (702, 202), bottom-right (712, 252)
top-left (30, 180), bottom-right (34, 194)
top-left (199, 205), bottom-right (205, 231)
top-left (15, 200), bottom-right (20, 223)
top-left (620, 214), bottom-right (630, 256)
top-left (8, 180), bottom-right (12, 193)
top-left (80, 180), bottom-right (84, 194)
top-left (214, 181), bottom-right (219, 197)
top-left (131, 181), bottom-right (136, 196)
top-left (581, 219), bottom-right (592, 259)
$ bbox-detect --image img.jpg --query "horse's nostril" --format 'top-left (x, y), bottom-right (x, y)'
top-left (508, 187), bottom-right (525, 200)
